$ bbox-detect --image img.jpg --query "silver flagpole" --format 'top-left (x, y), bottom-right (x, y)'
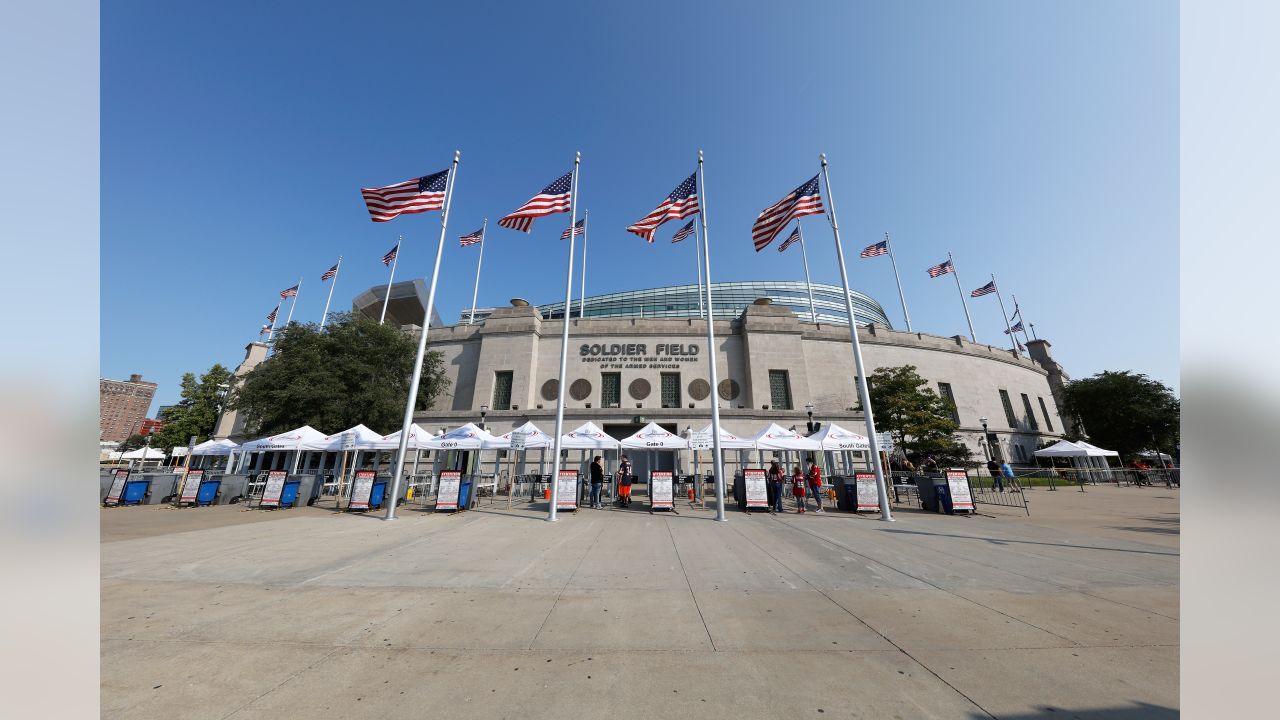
top-left (579, 210), bottom-right (589, 319)
top-left (380, 236), bottom-right (401, 325)
top-left (385, 150), bottom-right (460, 521)
top-left (949, 252), bottom-right (977, 342)
top-left (319, 256), bottom-right (343, 330)
top-left (1011, 294), bottom-right (1034, 346)
top-left (991, 274), bottom-right (1018, 355)
top-left (885, 233), bottom-right (912, 331)
top-left (819, 153), bottom-right (893, 521)
top-left (693, 218), bottom-right (705, 319)
top-left (547, 152), bottom-right (581, 522)
top-left (698, 150), bottom-right (727, 522)
top-left (468, 219), bottom-right (487, 325)
top-left (283, 277), bottom-right (303, 327)
top-left (797, 223), bottom-right (818, 323)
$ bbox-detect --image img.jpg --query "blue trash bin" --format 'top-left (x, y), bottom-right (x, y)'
top-left (196, 479), bottom-right (221, 506)
top-left (935, 482), bottom-right (954, 514)
top-left (458, 477), bottom-right (473, 511)
top-left (122, 479), bottom-right (150, 505)
top-left (369, 479), bottom-right (387, 510)
top-left (279, 479), bottom-right (301, 508)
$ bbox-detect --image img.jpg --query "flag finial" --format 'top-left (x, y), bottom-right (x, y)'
top-left (820, 153), bottom-right (827, 166)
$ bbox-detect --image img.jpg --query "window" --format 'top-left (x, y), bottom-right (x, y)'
top-left (1012, 444), bottom-right (1027, 462)
top-left (492, 371), bottom-right (513, 410)
top-left (601, 373), bottom-right (621, 408)
top-left (999, 389), bottom-right (1017, 428)
top-left (769, 370), bottom-right (792, 410)
top-left (1038, 396), bottom-right (1055, 432)
top-left (1021, 393), bottom-right (1039, 430)
top-left (661, 373), bottom-right (681, 409)
top-left (937, 382), bottom-right (959, 423)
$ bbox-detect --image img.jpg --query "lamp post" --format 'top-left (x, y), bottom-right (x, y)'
top-left (805, 402), bottom-right (815, 433)
top-left (479, 404), bottom-right (488, 431)
top-left (979, 417), bottom-right (990, 462)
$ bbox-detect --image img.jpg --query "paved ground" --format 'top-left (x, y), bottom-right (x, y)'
top-left (101, 486), bottom-right (1179, 719)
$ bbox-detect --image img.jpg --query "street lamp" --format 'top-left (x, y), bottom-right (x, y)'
top-left (979, 416), bottom-right (990, 462)
top-left (805, 402), bottom-right (815, 433)
top-left (479, 404), bottom-right (488, 430)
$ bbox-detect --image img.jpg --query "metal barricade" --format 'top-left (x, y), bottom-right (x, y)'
top-left (404, 473), bottom-right (436, 506)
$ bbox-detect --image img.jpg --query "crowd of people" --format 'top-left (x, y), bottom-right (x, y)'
top-left (582, 454), bottom-right (829, 513)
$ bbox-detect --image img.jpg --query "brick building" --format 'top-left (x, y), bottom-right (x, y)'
top-left (100, 374), bottom-right (158, 443)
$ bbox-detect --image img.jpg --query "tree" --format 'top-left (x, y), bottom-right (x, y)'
top-left (119, 433), bottom-right (148, 452)
top-left (864, 365), bottom-right (973, 465)
top-left (148, 364), bottom-right (234, 451)
top-left (229, 313), bottom-right (450, 436)
top-left (1060, 371), bottom-right (1179, 460)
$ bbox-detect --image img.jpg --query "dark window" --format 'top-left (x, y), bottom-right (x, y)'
top-left (1038, 396), bottom-right (1055, 432)
top-left (661, 373), bottom-right (681, 409)
top-left (492, 371), bottom-right (513, 410)
top-left (999, 389), bottom-right (1017, 428)
top-left (601, 373), bottom-right (621, 408)
top-left (769, 370), bottom-right (793, 410)
top-left (937, 382), bottom-right (960, 423)
top-left (1021, 393), bottom-right (1039, 430)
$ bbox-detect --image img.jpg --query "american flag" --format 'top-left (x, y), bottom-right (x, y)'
top-left (280, 284), bottom-right (299, 298)
top-left (861, 239), bottom-right (889, 258)
top-left (360, 169), bottom-right (450, 223)
top-left (626, 173), bottom-right (699, 242)
top-left (459, 227), bottom-right (484, 247)
top-left (266, 306), bottom-right (279, 324)
top-left (752, 175), bottom-right (824, 252)
top-left (498, 172), bottom-right (573, 233)
top-left (926, 259), bottom-right (954, 278)
top-left (777, 227), bottom-right (801, 253)
top-left (670, 220), bottom-right (695, 244)
top-left (382, 244), bottom-right (399, 266)
top-left (970, 280), bottom-right (996, 297)
top-left (560, 218), bottom-right (585, 240)
top-left (320, 263), bottom-right (339, 281)
top-left (1017, 340), bottom-right (1026, 352)
top-left (259, 325), bottom-right (271, 336)
top-left (1004, 320), bottom-right (1025, 334)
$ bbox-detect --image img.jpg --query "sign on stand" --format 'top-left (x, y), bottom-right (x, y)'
top-left (945, 469), bottom-right (975, 512)
top-left (743, 468), bottom-right (768, 509)
top-left (105, 469), bottom-right (129, 506)
top-left (178, 469), bottom-right (205, 505)
top-left (261, 470), bottom-right (287, 508)
top-left (650, 470), bottom-right (674, 510)
top-left (510, 431), bottom-right (528, 451)
top-left (876, 432), bottom-right (895, 453)
top-left (854, 471), bottom-right (879, 512)
top-left (688, 431), bottom-right (712, 451)
top-left (349, 470), bottom-right (376, 511)
top-left (556, 470), bottom-right (579, 510)
top-left (436, 470), bottom-right (462, 511)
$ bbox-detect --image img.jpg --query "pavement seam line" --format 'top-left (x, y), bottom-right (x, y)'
top-left (663, 515), bottom-right (718, 652)
top-left (293, 512), bottom-right (489, 587)
top-left (526, 518), bottom-right (608, 651)
top-left (215, 645), bottom-right (345, 720)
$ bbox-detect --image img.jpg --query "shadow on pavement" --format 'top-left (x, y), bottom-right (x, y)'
top-left (969, 701), bottom-right (1177, 719)
top-left (881, 527), bottom-right (1180, 557)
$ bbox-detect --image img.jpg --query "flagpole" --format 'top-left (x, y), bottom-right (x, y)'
top-left (949, 252), bottom-right (976, 342)
top-left (379, 236), bottom-right (402, 325)
top-left (820, 153), bottom-right (892, 521)
top-left (547, 152), bottom-right (581, 523)
top-left (698, 150), bottom-right (728, 523)
top-left (991, 274), bottom-right (1018, 355)
top-left (319, 256), bottom-right (343, 330)
top-left (1012, 294), bottom-right (1034, 345)
top-left (284, 277), bottom-right (302, 327)
top-left (693, 218), bottom-right (705, 319)
top-left (385, 150), bottom-right (460, 521)
top-left (797, 223), bottom-right (818, 323)
top-left (1029, 322), bottom-right (1038, 341)
top-left (266, 300), bottom-right (281, 342)
top-left (468, 219), bottom-right (487, 325)
top-left (579, 210), bottom-right (589, 319)
top-left (885, 233), bottom-right (912, 331)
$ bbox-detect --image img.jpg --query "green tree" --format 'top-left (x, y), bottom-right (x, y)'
top-left (119, 433), bottom-right (148, 452)
top-left (864, 365), bottom-right (973, 465)
top-left (1060, 371), bottom-right (1179, 459)
top-left (229, 313), bottom-right (450, 436)
top-left (148, 364), bottom-right (234, 451)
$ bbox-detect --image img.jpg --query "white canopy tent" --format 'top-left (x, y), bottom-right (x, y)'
top-left (620, 422), bottom-right (690, 450)
top-left (695, 424), bottom-right (755, 449)
top-left (751, 423), bottom-right (821, 451)
top-left (560, 421), bottom-right (621, 449)
top-left (488, 421), bottom-right (554, 449)
top-left (302, 424), bottom-right (385, 451)
top-left (115, 447), bottom-right (166, 460)
top-left (1034, 439), bottom-right (1118, 481)
top-left (371, 424), bottom-right (437, 450)
top-left (1075, 440), bottom-right (1120, 457)
top-left (191, 438), bottom-right (238, 456)
top-left (807, 423), bottom-right (870, 451)
top-left (421, 422), bottom-right (503, 450)
top-left (236, 425), bottom-right (328, 474)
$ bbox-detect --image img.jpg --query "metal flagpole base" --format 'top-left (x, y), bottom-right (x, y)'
top-left (878, 515), bottom-right (895, 522)
top-left (545, 516), bottom-right (558, 522)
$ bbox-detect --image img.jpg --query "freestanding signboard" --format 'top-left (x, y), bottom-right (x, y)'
top-left (510, 431), bottom-right (528, 451)
top-left (556, 470), bottom-right (579, 511)
top-left (436, 470), bottom-right (462, 511)
top-left (261, 470), bottom-right (287, 508)
top-left (104, 469), bottom-right (129, 506)
top-left (178, 469), bottom-right (205, 505)
top-left (688, 432), bottom-right (712, 451)
top-left (854, 471), bottom-right (879, 512)
top-left (744, 468), bottom-right (768, 509)
top-left (945, 469), bottom-right (975, 512)
top-left (650, 470), bottom-right (674, 510)
top-left (349, 470), bottom-right (376, 511)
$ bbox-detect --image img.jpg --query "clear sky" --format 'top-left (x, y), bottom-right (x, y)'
top-left (102, 0), bottom-right (1178, 413)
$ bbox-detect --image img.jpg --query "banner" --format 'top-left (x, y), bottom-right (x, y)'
top-left (105, 469), bottom-right (129, 506)
top-left (261, 470), bottom-right (287, 508)
top-left (744, 468), bottom-right (768, 507)
top-left (178, 469), bottom-right (205, 505)
top-left (556, 470), bottom-right (578, 510)
top-left (437, 470), bottom-right (462, 510)
top-left (854, 471), bottom-right (879, 511)
top-left (349, 470), bottom-right (376, 510)
top-left (945, 469), bottom-right (974, 511)
top-left (650, 470), bottom-right (674, 509)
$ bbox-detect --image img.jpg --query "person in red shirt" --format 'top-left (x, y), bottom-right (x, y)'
top-left (806, 459), bottom-right (825, 513)
top-left (791, 466), bottom-right (807, 513)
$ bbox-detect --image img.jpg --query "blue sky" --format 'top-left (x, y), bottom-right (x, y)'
top-left (102, 0), bottom-right (1177, 412)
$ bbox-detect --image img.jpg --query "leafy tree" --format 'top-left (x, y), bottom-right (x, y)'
top-left (119, 433), bottom-right (148, 452)
top-left (148, 364), bottom-right (234, 452)
top-left (229, 313), bottom-right (450, 436)
top-left (1060, 370), bottom-right (1179, 459)
top-left (864, 365), bottom-right (973, 465)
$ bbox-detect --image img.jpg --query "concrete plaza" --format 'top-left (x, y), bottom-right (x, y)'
top-left (101, 486), bottom-right (1179, 719)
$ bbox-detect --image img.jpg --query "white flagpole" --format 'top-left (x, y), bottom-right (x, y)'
top-left (949, 252), bottom-right (977, 342)
top-left (283, 277), bottom-right (302, 327)
top-left (698, 150), bottom-right (728, 522)
top-left (885, 233), bottom-right (912, 331)
top-left (797, 223), bottom-right (818, 323)
top-left (385, 151), bottom-right (460, 521)
top-left (547, 152), bottom-right (581, 522)
top-left (468, 219), bottom-right (487, 325)
top-left (820, 153), bottom-right (892, 522)
top-left (266, 300), bottom-right (281, 342)
top-left (1011, 294), bottom-right (1034, 346)
top-left (319, 256), bottom-right (343, 330)
top-left (991, 274), bottom-right (1019, 355)
top-left (693, 218), bottom-right (705, 319)
top-left (579, 210), bottom-right (589, 319)
top-left (379, 236), bottom-right (402, 325)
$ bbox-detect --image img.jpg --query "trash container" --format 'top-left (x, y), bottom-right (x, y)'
top-left (915, 475), bottom-right (942, 512)
top-left (279, 479), bottom-right (301, 508)
top-left (122, 479), bottom-right (151, 505)
top-left (196, 479), bottom-right (221, 506)
top-left (935, 482), bottom-right (954, 514)
top-left (832, 476), bottom-right (851, 511)
top-left (458, 476), bottom-right (474, 511)
top-left (732, 472), bottom-right (745, 509)
top-left (369, 479), bottom-right (388, 510)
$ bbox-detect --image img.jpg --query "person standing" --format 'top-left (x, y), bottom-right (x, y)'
top-left (806, 459), bottom-right (824, 513)
top-left (987, 458), bottom-right (1003, 492)
top-left (791, 465), bottom-right (808, 513)
top-left (768, 461), bottom-right (786, 513)
top-left (589, 456), bottom-right (605, 508)
top-left (617, 454), bottom-right (633, 507)
top-left (1000, 461), bottom-right (1018, 492)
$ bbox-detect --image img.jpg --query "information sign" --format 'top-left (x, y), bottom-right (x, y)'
top-left (688, 432), bottom-right (712, 451)
top-left (436, 470), bottom-right (461, 510)
top-left (349, 470), bottom-right (376, 510)
top-left (556, 470), bottom-right (579, 510)
top-left (945, 469), bottom-right (975, 511)
top-left (178, 469), bottom-right (205, 505)
top-left (105, 469), bottom-right (129, 506)
top-left (261, 470), bottom-right (287, 508)
top-left (876, 432), bottom-right (895, 453)
top-left (650, 470), bottom-right (674, 509)
top-left (854, 471), bottom-right (879, 512)
top-left (744, 468), bottom-right (768, 508)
